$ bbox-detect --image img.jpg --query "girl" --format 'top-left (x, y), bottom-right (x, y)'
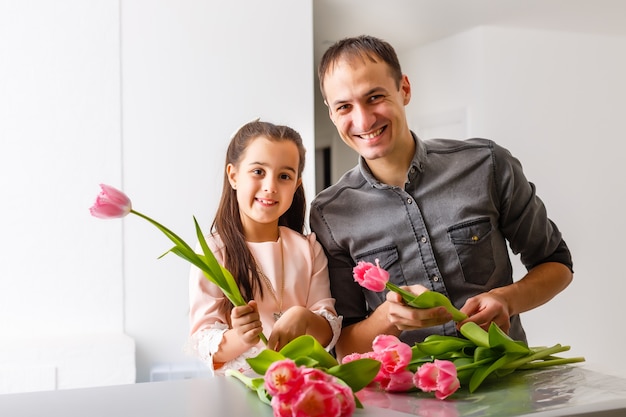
top-left (186, 120), bottom-right (341, 375)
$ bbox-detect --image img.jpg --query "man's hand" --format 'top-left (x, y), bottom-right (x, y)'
top-left (459, 292), bottom-right (511, 333)
top-left (385, 284), bottom-right (453, 330)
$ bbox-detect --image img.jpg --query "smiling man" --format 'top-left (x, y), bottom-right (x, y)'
top-left (310, 35), bottom-right (573, 361)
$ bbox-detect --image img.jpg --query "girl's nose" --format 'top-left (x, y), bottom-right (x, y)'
top-left (263, 178), bottom-right (277, 193)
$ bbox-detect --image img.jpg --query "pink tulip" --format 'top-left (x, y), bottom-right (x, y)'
top-left (89, 184), bottom-right (132, 219)
top-left (341, 351), bottom-right (376, 365)
top-left (292, 379), bottom-right (355, 417)
top-left (372, 334), bottom-right (412, 375)
top-left (264, 359), bottom-right (304, 397)
top-left (380, 369), bottom-right (415, 392)
top-left (266, 361), bottom-right (356, 417)
top-left (414, 360), bottom-right (460, 400)
top-left (333, 381), bottom-right (356, 417)
top-left (353, 259), bottom-right (389, 292)
top-left (269, 372), bottom-right (355, 417)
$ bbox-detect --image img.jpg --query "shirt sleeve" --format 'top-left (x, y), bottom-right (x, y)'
top-left (188, 236), bottom-right (231, 336)
top-left (493, 142), bottom-right (573, 272)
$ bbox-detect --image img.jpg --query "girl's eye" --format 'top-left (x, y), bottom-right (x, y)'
top-left (280, 173), bottom-right (292, 181)
top-left (252, 168), bottom-right (264, 176)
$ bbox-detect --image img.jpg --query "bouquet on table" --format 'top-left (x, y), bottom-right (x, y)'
top-left (351, 260), bottom-right (586, 395)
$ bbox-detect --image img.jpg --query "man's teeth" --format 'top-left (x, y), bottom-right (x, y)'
top-left (361, 128), bottom-right (383, 139)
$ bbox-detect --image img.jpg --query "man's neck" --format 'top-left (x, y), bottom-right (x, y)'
top-left (368, 134), bottom-right (416, 187)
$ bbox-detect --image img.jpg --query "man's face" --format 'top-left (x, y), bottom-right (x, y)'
top-left (322, 56), bottom-right (411, 162)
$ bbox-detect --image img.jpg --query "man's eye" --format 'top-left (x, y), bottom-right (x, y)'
top-left (368, 95), bottom-right (383, 103)
top-left (336, 104), bottom-right (350, 112)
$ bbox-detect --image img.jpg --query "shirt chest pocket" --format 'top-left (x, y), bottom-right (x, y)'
top-left (447, 217), bottom-right (495, 286)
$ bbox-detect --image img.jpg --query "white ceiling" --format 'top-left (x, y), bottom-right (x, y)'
top-left (313, 0), bottom-right (626, 65)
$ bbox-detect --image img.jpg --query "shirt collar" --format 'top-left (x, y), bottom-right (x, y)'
top-left (358, 131), bottom-right (426, 188)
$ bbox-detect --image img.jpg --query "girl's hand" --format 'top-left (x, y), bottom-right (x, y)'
top-left (267, 306), bottom-right (313, 351)
top-left (230, 300), bottom-right (264, 347)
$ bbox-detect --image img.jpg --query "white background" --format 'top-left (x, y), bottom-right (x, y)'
top-left (0, 0), bottom-right (314, 386)
top-left (1, 0), bottom-right (625, 391)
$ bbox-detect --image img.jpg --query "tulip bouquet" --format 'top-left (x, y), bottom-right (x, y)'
top-left (89, 184), bottom-right (267, 343)
top-left (352, 260), bottom-right (585, 394)
top-left (343, 334), bottom-right (461, 400)
top-left (226, 335), bottom-right (381, 417)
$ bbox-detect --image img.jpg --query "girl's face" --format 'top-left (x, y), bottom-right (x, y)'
top-left (227, 136), bottom-right (302, 241)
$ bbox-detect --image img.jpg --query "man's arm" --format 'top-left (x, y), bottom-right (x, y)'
top-left (461, 262), bottom-right (573, 333)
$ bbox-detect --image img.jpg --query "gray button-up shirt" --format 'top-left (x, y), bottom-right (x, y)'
top-left (310, 134), bottom-right (572, 345)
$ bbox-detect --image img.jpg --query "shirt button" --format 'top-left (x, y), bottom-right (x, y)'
top-left (432, 275), bottom-right (439, 282)
top-left (420, 236), bottom-right (427, 243)
top-left (407, 198), bottom-right (413, 204)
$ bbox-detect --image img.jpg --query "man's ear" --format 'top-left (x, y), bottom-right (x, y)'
top-left (401, 74), bottom-right (411, 105)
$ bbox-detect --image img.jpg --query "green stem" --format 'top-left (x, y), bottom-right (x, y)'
top-left (386, 282), bottom-right (417, 300)
top-left (130, 210), bottom-right (268, 345)
top-left (501, 344), bottom-right (570, 370)
top-left (456, 357), bottom-right (497, 371)
top-left (517, 356), bottom-right (586, 370)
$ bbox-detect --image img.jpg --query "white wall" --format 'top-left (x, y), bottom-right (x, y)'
top-left (404, 26), bottom-right (626, 377)
top-left (0, 0), bottom-right (315, 388)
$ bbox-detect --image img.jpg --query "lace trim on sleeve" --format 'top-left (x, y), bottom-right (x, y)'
top-left (184, 322), bottom-right (263, 376)
top-left (314, 308), bottom-right (343, 351)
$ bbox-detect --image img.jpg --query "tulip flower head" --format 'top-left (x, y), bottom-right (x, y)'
top-left (414, 360), bottom-right (461, 400)
top-left (264, 358), bottom-right (356, 417)
top-left (90, 184), bottom-right (132, 219)
top-left (353, 259), bottom-right (389, 292)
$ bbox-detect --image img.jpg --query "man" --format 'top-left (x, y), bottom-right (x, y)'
top-left (309, 35), bottom-right (573, 360)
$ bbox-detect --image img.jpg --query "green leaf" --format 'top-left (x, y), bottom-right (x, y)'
top-left (416, 335), bottom-right (475, 356)
top-left (164, 245), bottom-right (208, 275)
top-left (246, 349), bottom-right (286, 375)
top-left (219, 266), bottom-right (246, 306)
top-left (473, 346), bottom-right (499, 362)
top-left (469, 353), bottom-right (518, 393)
top-left (225, 369), bottom-right (264, 391)
top-left (386, 283), bottom-right (467, 321)
top-left (279, 335), bottom-right (338, 369)
top-left (460, 321), bottom-right (490, 348)
top-left (193, 217), bottom-right (235, 291)
top-left (327, 358), bottom-right (381, 392)
top-left (488, 322), bottom-right (530, 354)
top-left (293, 357), bottom-right (323, 368)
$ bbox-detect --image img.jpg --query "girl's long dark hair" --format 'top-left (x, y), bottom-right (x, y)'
top-left (211, 120), bottom-right (306, 303)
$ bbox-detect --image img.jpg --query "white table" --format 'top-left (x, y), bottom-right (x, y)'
top-left (1, 366), bottom-right (625, 416)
